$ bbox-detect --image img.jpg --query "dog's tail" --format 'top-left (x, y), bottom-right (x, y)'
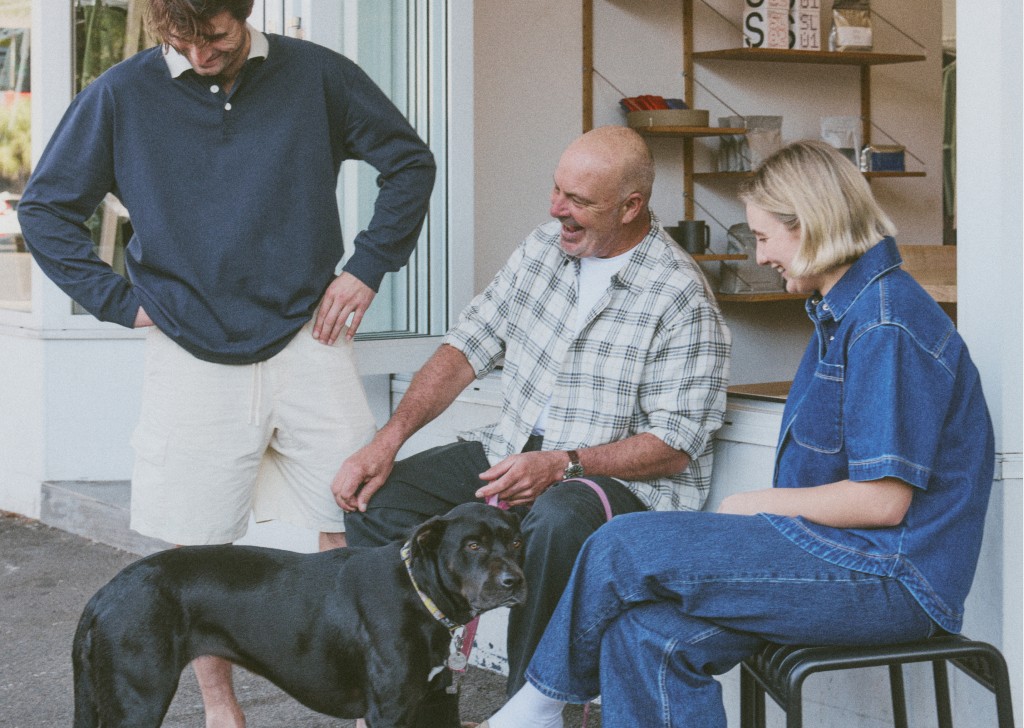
top-left (72, 607), bottom-right (100, 728)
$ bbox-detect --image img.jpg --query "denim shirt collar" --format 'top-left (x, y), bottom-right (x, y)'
top-left (806, 237), bottom-right (902, 323)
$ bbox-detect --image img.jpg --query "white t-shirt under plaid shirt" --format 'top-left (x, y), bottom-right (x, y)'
top-left (443, 214), bottom-right (731, 512)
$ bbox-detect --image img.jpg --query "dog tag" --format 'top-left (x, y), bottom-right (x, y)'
top-left (447, 651), bottom-right (469, 671)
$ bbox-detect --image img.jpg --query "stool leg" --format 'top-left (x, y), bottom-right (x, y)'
top-left (888, 664), bottom-right (909, 728)
top-left (995, 671), bottom-right (1018, 728)
top-left (979, 649), bottom-right (1017, 728)
top-left (740, 666), bottom-right (767, 728)
top-left (785, 692), bottom-right (803, 728)
top-left (933, 660), bottom-right (953, 728)
top-left (785, 676), bottom-right (804, 728)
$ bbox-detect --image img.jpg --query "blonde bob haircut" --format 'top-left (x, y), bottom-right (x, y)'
top-left (740, 140), bottom-right (896, 278)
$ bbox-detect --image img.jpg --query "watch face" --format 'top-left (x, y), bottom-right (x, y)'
top-left (564, 463), bottom-right (584, 479)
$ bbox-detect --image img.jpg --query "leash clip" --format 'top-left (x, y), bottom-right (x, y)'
top-left (446, 629), bottom-right (468, 694)
top-left (447, 628), bottom-right (469, 671)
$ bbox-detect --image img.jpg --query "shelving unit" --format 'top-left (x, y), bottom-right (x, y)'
top-left (581, 0), bottom-right (929, 305)
top-left (580, 0), bottom-right (928, 210)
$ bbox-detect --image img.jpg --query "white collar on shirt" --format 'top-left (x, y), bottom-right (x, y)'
top-left (162, 23), bottom-right (269, 78)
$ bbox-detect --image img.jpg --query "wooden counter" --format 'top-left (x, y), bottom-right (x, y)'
top-left (727, 381), bottom-right (791, 403)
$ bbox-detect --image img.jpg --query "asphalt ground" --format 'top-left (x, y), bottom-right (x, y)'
top-left (0, 511), bottom-right (600, 727)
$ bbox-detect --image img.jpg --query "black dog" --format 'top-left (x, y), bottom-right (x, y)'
top-left (72, 502), bottom-right (526, 728)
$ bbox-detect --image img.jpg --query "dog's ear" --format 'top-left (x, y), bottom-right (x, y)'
top-left (501, 509), bottom-right (521, 528)
top-left (410, 515), bottom-right (447, 556)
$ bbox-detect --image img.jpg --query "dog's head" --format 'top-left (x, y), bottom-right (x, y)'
top-left (408, 502), bottom-right (527, 620)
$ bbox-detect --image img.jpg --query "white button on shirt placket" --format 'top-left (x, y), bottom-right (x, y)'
top-left (209, 85), bottom-right (231, 110)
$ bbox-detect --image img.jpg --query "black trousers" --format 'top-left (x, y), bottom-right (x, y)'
top-left (344, 439), bottom-right (647, 696)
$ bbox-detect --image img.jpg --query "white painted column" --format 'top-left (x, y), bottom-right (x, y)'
top-left (957, 0), bottom-right (1023, 717)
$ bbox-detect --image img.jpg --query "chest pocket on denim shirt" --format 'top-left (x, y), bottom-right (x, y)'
top-left (790, 361), bottom-right (844, 454)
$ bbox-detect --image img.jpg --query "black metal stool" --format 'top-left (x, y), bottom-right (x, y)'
top-left (740, 634), bottom-right (1015, 728)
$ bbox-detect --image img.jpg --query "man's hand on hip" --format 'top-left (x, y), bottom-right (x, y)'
top-left (314, 272), bottom-right (376, 343)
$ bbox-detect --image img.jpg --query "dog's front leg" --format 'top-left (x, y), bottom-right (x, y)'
top-left (410, 682), bottom-right (463, 728)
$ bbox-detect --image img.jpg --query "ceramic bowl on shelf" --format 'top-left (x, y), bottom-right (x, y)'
top-left (626, 108), bottom-right (710, 128)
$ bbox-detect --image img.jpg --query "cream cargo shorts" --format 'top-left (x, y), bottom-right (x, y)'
top-left (130, 323), bottom-right (376, 545)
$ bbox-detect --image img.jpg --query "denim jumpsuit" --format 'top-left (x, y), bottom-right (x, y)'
top-left (524, 238), bottom-right (995, 727)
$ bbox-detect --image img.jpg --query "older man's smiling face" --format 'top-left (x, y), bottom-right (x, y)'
top-left (548, 147), bottom-right (636, 260)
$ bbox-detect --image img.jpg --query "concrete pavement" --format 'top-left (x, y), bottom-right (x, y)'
top-left (0, 511), bottom-right (600, 727)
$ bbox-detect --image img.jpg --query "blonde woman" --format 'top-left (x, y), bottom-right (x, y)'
top-left (481, 140), bottom-right (994, 728)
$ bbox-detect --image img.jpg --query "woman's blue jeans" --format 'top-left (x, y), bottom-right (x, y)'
top-left (525, 511), bottom-right (937, 728)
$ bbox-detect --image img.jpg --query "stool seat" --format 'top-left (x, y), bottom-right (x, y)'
top-left (740, 634), bottom-right (1015, 728)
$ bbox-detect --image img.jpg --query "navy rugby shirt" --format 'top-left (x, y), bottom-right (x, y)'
top-left (19, 30), bottom-right (435, 364)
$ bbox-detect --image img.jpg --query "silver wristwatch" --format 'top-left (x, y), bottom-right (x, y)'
top-left (563, 449), bottom-right (584, 479)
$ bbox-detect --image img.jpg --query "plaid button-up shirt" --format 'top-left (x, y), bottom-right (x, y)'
top-left (443, 214), bottom-right (731, 512)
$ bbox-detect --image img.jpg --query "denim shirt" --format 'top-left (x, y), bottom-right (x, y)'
top-left (763, 238), bottom-right (994, 633)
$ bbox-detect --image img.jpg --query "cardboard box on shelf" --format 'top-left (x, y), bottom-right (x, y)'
top-left (744, 0), bottom-right (790, 49)
top-left (792, 0), bottom-right (822, 51)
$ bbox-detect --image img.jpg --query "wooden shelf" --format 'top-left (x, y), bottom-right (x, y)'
top-left (692, 48), bottom-right (926, 66)
top-left (693, 170), bottom-right (926, 181)
top-left (634, 125), bottom-right (746, 138)
top-left (693, 253), bottom-right (747, 262)
top-left (693, 171), bottom-right (754, 181)
top-left (716, 291), bottom-right (806, 303)
top-left (864, 171), bottom-right (926, 178)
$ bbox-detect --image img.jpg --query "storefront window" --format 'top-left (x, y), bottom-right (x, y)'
top-left (0, 1), bottom-right (31, 311)
top-left (257, 1), bottom-right (451, 339)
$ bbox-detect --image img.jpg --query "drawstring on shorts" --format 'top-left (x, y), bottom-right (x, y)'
top-left (248, 361), bottom-right (264, 426)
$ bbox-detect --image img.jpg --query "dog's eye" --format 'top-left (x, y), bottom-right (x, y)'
top-left (466, 542), bottom-right (481, 551)
top-left (511, 538), bottom-right (523, 550)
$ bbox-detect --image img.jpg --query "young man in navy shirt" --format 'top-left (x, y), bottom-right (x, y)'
top-left (19, 1), bottom-right (435, 724)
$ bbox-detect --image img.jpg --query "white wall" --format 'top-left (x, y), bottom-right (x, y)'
top-left (472, 1), bottom-right (581, 290)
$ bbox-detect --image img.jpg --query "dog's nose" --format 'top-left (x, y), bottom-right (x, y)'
top-left (500, 570), bottom-right (524, 590)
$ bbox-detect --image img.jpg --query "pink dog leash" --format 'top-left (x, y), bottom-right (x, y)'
top-left (486, 477), bottom-right (613, 521)
top-left (559, 477), bottom-right (614, 523)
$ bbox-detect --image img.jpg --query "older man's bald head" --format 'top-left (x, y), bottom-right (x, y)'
top-left (562, 126), bottom-right (655, 203)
